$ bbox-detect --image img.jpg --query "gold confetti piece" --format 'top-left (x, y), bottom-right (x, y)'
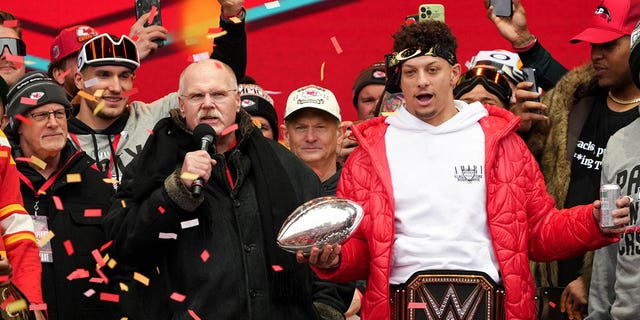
top-left (103, 178), bottom-right (120, 184)
top-left (252, 119), bottom-right (262, 128)
top-left (121, 200), bottom-right (127, 208)
top-left (119, 282), bottom-right (129, 292)
top-left (93, 89), bottom-right (105, 98)
top-left (107, 258), bottom-right (117, 269)
top-left (230, 16), bottom-right (242, 24)
top-left (134, 272), bottom-right (150, 286)
top-left (66, 173), bottom-right (82, 183)
top-left (205, 30), bottom-right (228, 39)
top-left (320, 62), bottom-right (326, 81)
top-left (37, 231), bottom-right (55, 248)
top-left (121, 318), bottom-right (129, 320)
top-left (30, 155), bottom-right (47, 170)
top-left (6, 299), bottom-right (28, 314)
top-left (38, 190), bottom-right (47, 195)
top-left (0, 150), bottom-right (7, 158)
top-left (330, 36), bottom-right (343, 54)
top-left (180, 172), bottom-right (199, 180)
top-left (78, 90), bottom-right (98, 102)
top-left (93, 100), bottom-right (106, 116)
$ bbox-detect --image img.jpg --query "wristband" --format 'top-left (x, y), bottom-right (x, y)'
top-left (221, 7), bottom-right (245, 21)
top-left (514, 35), bottom-right (537, 52)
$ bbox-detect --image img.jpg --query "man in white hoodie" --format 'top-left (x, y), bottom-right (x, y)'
top-left (300, 20), bottom-right (631, 320)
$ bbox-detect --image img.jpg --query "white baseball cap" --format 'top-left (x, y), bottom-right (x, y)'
top-left (285, 85), bottom-right (341, 121)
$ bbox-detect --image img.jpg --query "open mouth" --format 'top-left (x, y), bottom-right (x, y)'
top-left (416, 93), bottom-right (433, 104)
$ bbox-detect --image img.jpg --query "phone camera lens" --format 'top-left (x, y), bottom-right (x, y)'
top-left (420, 7), bottom-right (426, 12)
top-left (426, 10), bottom-right (432, 15)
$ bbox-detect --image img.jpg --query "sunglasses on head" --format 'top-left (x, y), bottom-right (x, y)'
top-left (0, 38), bottom-right (26, 56)
top-left (454, 67), bottom-right (512, 105)
top-left (77, 34), bottom-right (139, 71)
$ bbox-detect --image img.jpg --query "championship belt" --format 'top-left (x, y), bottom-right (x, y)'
top-left (0, 283), bottom-right (36, 320)
top-left (389, 270), bottom-right (505, 320)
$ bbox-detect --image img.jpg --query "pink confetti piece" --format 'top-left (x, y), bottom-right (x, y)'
top-left (92, 249), bottom-right (106, 267)
top-left (99, 292), bottom-right (120, 303)
top-left (96, 267), bottom-right (109, 284)
top-left (330, 36), bottom-right (343, 54)
top-left (221, 123), bottom-right (239, 136)
top-left (84, 289), bottom-right (96, 297)
top-left (158, 206), bottom-right (165, 214)
top-left (89, 277), bottom-right (105, 283)
top-left (181, 218), bottom-right (199, 229)
top-left (548, 301), bottom-right (556, 308)
top-left (147, 6), bottom-right (157, 25)
top-left (146, 129), bottom-right (154, 135)
top-left (56, 69), bottom-right (71, 84)
top-left (100, 240), bottom-right (113, 252)
top-left (67, 268), bottom-right (90, 281)
top-left (63, 240), bottom-right (74, 256)
top-left (28, 303), bottom-right (47, 311)
top-left (170, 292), bottom-right (186, 302)
top-left (408, 302), bottom-right (426, 309)
top-left (200, 250), bottom-right (210, 262)
top-left (84, 209), bottom-right (102, 217)
top-left (83, 77), bottom-right (99, 88)
top-left (20, 97), bottom-right (38, 105)
top-left (214, 61), bottom-right (223, 69)
top-left (208, 27), bottom-right (223, 34)
top-left (122, 88), bottom-right (139, 98)
top-left (188, 309), bottom-right (201, 320)
top-left (2, 20), bottom-right (18, 27)
top-left (159, 232), bottom-right (177, 239)
top-left (271, 265), bottom-right (283, 272)
top-left (52, 196), bottom-right (64, 210)
top-left (14, 114), bottom-right (32, 125)
top-left (264, 90), bottom-right (282, 95)
top-left (190, 52), bottom-right (209, 63)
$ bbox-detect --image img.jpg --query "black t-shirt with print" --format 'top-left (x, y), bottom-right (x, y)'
top-left (559, 95), bottom-right (639, 286)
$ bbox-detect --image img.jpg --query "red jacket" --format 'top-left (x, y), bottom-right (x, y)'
top-left (314, 106), bottom-right (618, 320)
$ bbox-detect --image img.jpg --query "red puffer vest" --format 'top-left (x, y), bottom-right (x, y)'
top-left (314, 105), bottom-right (618, 320)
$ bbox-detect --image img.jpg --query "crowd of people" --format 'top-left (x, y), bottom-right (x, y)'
top-left (0, 0), bottom-right (639, 319)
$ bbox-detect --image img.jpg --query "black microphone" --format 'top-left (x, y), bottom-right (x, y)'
top-left (191, 123), bottom-right (216, 196)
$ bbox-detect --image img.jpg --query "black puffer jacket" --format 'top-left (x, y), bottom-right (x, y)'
top-left (14, 142), bottom-right (116, 320)
top-left (105, 110), bottom-right (339, 319)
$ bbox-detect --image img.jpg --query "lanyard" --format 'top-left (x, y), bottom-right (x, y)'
top-left (69, 132), bottom-right (121, 180)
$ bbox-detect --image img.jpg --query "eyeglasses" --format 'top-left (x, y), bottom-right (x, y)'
top-left (0, 38), bottom-right (26, 56)
top-left (28, 109), bottom-right (70, 122)
top-left (454, 67), bottom-right (512, 104)
top-left (181, 89), bottom-right (237, 104)
top-left (77, 34), bottom-right (140, 71)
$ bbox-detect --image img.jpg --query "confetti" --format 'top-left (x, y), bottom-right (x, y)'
top-left (271, 265), bottom-right (283, 272)
top-left (221, 123), bottom-right (239, 136)
top-left (320, 62), bottom-right (326, 81)
top-left (84, 289), bottom-right (96, 297)
top-left (96, 268), bottom-right (109, 284)
top-left (134, 272), bottom-right (150, 286)
top-left (30, 156), bottom-right (47, 170)
top-left (100, 240), bottom-right (113, 252)
top-left (103, 178), bottom-right (120, 184)
top-left (67, 268), bottom-right (90, 281)
top-left (14, 114), bottom-right (31, 125)
top-left (100, 292), bottom-right (120, 303)
top-left (170, 292), bottom-right (186, 302)
top-left (37, 190), bottom-right (47, 195)
top-left (200, 250), bottom-right (210, 262)
top-left (123, 88), bottom-right (139, 98)
top-left (408, 302), bottom-right (426, 309)
top-left (119, 282), bottom-right (129, 292)
top-left (29, 304), bottom-right (47, 311)
top-left (146, 129), bottom-right (154, 135)
top-left (92, 100), bottom-right (106, 116)
top-left (159, 232), bottom-right (177, 239)
top-left (188, 309), bottom-right (201, 320)
top-left (5, 54), bottom-right (24, 65)
top-left (208, 27), bottom-right (223, 34)
top-left (84, 209), bottom-right (102, 217)
top-left (52, 196), bottom-right (64, 210)
top-left (206, 31), bottom-right (228, 40)
top-left (330, 36), bottom-right (343, 54)
top-left (93, 89), bottom-right (105, 98)
top-left (264, 90), bottom-right (282, 95)
top-left (252, 119), bottom-right (262, 128)
top-left (180, 172), bottom-right (199, 180)
top-left (264, 1), bottom-right (281, 9)
top-left (92, 249), bottom-right (106, 267)
top-left (107, 258), bottom-right (117, 269)
top-left (66, 173), bottom-right (82, 183)
top-left (190, 52), bottom-right (209, 63)
top-left (120, 200), bottom-right (127, 208)
top-left (78, 90), bottom-right (98, 102)
top-left (37, 231), bottom-right (55, 248)
top-left (157, 206), bottom-right (166, 214)
top-left (181, 218), bottom-right (199, 229)
top-left (230, 16), bottom-right (242, 24)
top-left (20, 97), bottom-right (38, 105)
top-left (83, 78), bottom-right (99, 88)
top-left (63, 240), bottom-right (74, 256)
top-left (148, 6), bottom-right (158, 25)
top-left (214, 61), bottom-right (223, 69)
top-left (2, 20), bottom-right (18, 27)
top-left (57, 69), bottom-right (72, 83)
top-left (89, 277), bottom-right (105, 283)
top-left (548, 301), bottom-right (556, 308)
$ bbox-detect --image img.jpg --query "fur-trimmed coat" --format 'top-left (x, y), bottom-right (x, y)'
top-left (527, 64), bottom-right (603, 288)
